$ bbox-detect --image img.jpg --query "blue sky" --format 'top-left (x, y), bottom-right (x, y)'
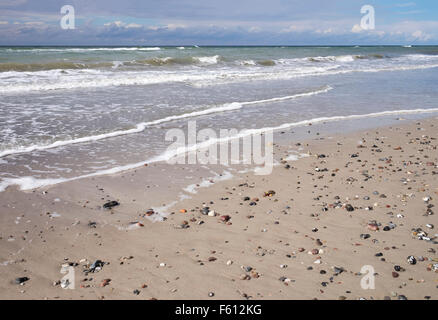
top-left (0, 0), bottom-right (437, 45)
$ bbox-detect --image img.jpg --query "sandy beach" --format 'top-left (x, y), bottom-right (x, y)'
top-left (0, 117), bottom-right (437, 300)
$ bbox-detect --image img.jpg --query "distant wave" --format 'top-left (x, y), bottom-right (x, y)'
top-left (1, 106), bottom-right (438, 192)
top-left (0, 53), bottom-right (435, 73)
top-left (1, 47), bottom-right (161, 52)
top-left (2, 61), bottom-right (438, 94)
top-left (0, 55), bottom-right (223, 72)
top-left (308, 54), bottom-right (386, 63)
top-left (127, 55), bottom-right (222, 66)
top-left (0, 86), bottom-right (332, 158)
top-left (0, 61), bottom-right (116, 72)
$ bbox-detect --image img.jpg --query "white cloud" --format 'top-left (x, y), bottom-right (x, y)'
top-left (411, 30), bottom-right (431, 41)
top-left (248, 26), bottom-right (261, 33)
top-left (316, 28), bottom-right (333, 34)
top-left (166, 23), bottom-right (186, 30)
top-left (395, 2), bottom-right (416, 7)
top-left (351, 24), bottom-right (362, 33)
top-left (24, 21), bottom-right (44, 25)
top-left (126, 23), bottom-right (142, 28)
top-left (0, 21), bottom-right (8, 25)
top-left (0, 0), bottom-right (27, 6)
top-left (103, 21), bottom-right (142, 28)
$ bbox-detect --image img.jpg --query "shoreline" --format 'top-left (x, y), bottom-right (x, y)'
top-left (0, 116), bottom-right (437, 300)
top-left (2, 107), bottom-right (438, 194)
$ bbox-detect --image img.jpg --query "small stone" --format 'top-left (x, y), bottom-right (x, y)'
top-left (240, 274), bottom-right (251, 280)
top-left (208, 292), bottom-right (214, 297)
top-left (407, 256), bottom-right (416, 265)
top-left (103, 201), bottom-right (119, 209)
top-left (345, 204), bottom-right (354, 212)
top-left (392, 272), bottom-right (399, 278)
top-left (133, 289), bottom-right (140, 295)
top-left (333, 267), bottom-right (344, 275)
top-left (15, 277), bottom-right (29, 285)
top-left (100, 279), bottom-right (111, 287)
top-left (264, 190), bottom-right (276, 197)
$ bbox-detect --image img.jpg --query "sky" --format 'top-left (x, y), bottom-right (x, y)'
top-left (0, 0), bottom-right (437, 45)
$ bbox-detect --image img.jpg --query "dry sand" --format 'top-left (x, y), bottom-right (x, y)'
top-left (0, 118), bottom-right (437, 300)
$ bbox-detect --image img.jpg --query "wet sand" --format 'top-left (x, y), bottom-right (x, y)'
top-left (1, 117), bottom-right (437, 300)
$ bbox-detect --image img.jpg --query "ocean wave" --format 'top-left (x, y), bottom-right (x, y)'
top-left (0, 86), bottom-right (332, 158)
top-left (1, 61), bottom-right (437, 94)
top-left (0, 55), bottom-right (223, 72)
top-left (308, 54), bottom-right (386, 63)
top-left (192, 63), bottom-right (438, 87)
top-left (2, 107), bottom-right (438, 192)
top-left (0, 61), bottom-right (115, 72)
top-left (2, 47), bottom-right (161, 52)
top-left (128, 55), bottom-right (222, 66)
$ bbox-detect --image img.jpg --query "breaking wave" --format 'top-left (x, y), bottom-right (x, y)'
top-left (0, 86), bottom-right (332, 158)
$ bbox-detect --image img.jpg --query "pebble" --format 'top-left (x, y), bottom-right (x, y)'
top-left (89, 260), bottom-right (104, 273)
top-left (100, 279), bottom-right (111, 287)
top-left (15, 277), bottom-right (29, 285)
top-left (103, 201), bottom-right (119, 209)
top-left (407, 256), bottom-right (417, 265)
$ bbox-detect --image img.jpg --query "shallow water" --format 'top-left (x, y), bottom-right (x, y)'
top-left (1, 46), bottom-right (438, 191)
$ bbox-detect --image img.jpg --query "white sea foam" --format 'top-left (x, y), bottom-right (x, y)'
top-left (195, 55), bottom-right (221, 65)
top-left (1, 56), bottom-right (438, 93)
top-left (183, 171), bottom-right (234, 194)
top-left (0, 87), bottom-right (332, 158)
top-left (2, 107), bottom-right (437, 193)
